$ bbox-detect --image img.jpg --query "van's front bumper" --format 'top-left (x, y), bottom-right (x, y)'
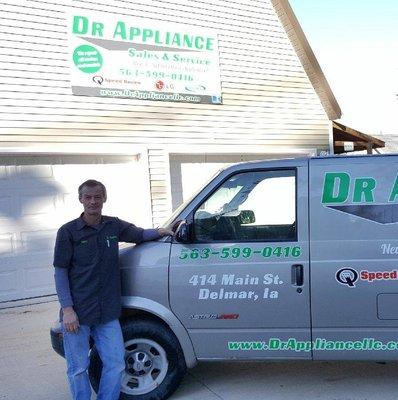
top-left (50, 321), bottom-right (65, 358)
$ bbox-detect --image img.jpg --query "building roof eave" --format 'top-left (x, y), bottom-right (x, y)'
top-left (270, 0), bottom-right (342, 121)
top-left (333, 121), bottom-right (385, 154)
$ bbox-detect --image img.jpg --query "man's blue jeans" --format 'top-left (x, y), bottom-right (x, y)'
top-left (62, 319), bottom-right (125, 400)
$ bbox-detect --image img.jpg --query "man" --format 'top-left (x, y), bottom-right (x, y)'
top-left (53, 179), bottom-right (173, 400)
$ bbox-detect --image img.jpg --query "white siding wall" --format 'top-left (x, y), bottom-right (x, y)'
top-left (0, 0), bottom-right (329, 146)
top-left (148, 149), bottom-right (172, 227)
top-left (0, 0), bottom-right (331, 224)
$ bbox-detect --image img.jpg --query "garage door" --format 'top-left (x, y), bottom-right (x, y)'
top-left (0, 154), bottom-right (151, 302)
top-left (169, 153), bottom-right (298, 210)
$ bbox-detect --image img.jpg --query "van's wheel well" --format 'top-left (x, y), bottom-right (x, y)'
top-left (121, 308), bottom-right (170, 328)
top-left (89, 316), bottom-right (187, 400)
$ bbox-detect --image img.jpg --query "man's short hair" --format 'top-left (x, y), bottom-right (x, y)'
top-left (78, 179), bottom-right (107, 200)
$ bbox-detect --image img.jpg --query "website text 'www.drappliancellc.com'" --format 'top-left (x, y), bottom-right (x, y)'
top-left (228, 338), bottom-right (398, 352)
top-left (99, 88), bottom-right (201, 102)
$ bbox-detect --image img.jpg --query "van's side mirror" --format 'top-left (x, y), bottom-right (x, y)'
top-left (175, 221), bottom-right (192, 243)
top-left (239, 210), bottom-right (255, 224)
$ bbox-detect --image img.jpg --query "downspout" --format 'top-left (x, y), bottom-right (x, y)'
top-left (328, 121), bottom-right (335, 155)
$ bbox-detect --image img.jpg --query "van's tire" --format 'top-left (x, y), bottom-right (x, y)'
top-left (88, 318), bottom-right (187, 400)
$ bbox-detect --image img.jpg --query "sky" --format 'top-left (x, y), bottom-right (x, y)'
top-left (289, 0), bottom-right (398, 136)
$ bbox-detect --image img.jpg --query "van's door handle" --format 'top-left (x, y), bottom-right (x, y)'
top-left (291, 264), bottom-right (304, 286)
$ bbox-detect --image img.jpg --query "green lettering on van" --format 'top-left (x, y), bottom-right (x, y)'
top-left (322, 172), bottom-right (350, 204)
top-left (353, 178), bottom-right (376, 203)
top-left (268, 338), bottom-right (281, 350)
top-left (389, 176), bottom-right (398, 202)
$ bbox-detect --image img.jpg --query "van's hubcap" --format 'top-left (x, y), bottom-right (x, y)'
top-left (126, 351), bottom-right (152, 373)
top-left (122, 338), bottom-right (168, 395)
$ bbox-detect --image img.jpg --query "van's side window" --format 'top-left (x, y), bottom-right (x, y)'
top-left (193, 170), bottom-right (296, 242)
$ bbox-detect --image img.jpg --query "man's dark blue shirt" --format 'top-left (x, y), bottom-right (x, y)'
top-left (53, 215), bottom-right (159, 326)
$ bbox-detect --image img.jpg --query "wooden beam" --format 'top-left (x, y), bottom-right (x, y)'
top-left (367, 143), bottom-right (373, 154)
top-left (333, 121), bottom-right (385, 148)
top-left (335, 141), bottom-right (372, 148)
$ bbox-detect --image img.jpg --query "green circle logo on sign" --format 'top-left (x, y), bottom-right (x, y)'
top-left (73, 45), bottom-right (103, 73)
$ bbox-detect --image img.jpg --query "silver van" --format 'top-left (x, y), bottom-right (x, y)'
top-left (51, 154), bottom-right (398, 400)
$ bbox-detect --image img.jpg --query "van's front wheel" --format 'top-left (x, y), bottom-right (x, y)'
top-left (89, 319), bottom-right (187, 400)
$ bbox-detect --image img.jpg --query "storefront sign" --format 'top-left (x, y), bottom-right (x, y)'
top-left (69, 10), bottom-right (222, 104)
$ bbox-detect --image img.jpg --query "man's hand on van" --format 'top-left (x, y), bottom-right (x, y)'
top-left (157, 228), bottom-right (174, 237)
top-left (63, 307), bottom-right (80, 333)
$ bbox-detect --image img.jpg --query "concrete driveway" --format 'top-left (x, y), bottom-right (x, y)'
top-left (1, 301), bottom-right (398, 400)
